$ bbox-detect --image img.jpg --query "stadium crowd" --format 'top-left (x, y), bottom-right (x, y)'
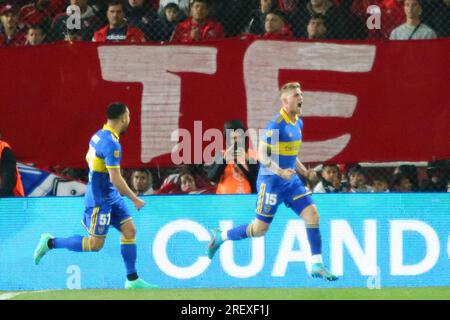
top-left (0, 0), bottom-right (450, 47)
top-left (120, 160), bottom-right (450, 196)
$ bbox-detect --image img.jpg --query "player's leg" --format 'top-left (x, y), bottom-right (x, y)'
top-left (299, 204), bottom-right (337, 281)
top-left (33, 206), bottom-right (108, 265)
top-left (287, 178), bottom-right (337, 281)
top-left (112, 201), bottom-right (158, 289)
top-left (207, 181), bottom-right (280, 259)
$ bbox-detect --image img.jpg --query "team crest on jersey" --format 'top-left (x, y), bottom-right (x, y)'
top-left (98, 226), bottom-right (105, 234)
top-left (264, 205), bottom-right (272, 213)
top-left (288, 132), bottom-right (293, 137)
top-left (114, 150), bottom-right (120, 158)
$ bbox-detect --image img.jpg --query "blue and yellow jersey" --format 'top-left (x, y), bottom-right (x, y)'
top-left (259, 108), bottom-right (303, 176)
top-left (84, 124), bottom-right (123, 207)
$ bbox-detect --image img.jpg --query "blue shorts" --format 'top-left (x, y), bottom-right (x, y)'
top-left (82, 199), bottom-right (132, 238)
top-left (255, 174), bottom-right (314, 223)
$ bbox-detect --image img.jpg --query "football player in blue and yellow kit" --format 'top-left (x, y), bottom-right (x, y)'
top-left (208, 82), bottom-right (337, 281)
top-left (33, 103), bottom-right (158, 289)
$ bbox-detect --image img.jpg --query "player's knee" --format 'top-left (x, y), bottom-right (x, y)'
top-left (123, 227), bottom-right (136, 239)
top-left (121, 222), bottom-right (136, 239)
top-left (310, 211), bottom-right (320, 225)
top-left (252, 223), bottom-right (269, 237)
top-left (302, 205), bottom-right (320, 225)
top-left (89, 238), bottom-right (104, 252)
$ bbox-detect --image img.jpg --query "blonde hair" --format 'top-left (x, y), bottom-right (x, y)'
top-left (279, 82), bottom-right (301, 98)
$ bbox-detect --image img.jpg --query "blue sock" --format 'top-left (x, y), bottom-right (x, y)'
top-left (306, 225), bottom-right (322, 256)
top-left (227, 224), bottom-right (250, 241)
top-left (53, 235), bottom-right (84, 252)
top-left (120, 239), bottom-right (137, 276)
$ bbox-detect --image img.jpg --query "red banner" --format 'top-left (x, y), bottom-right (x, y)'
top-left (1, 38), bottom-right (449, 168)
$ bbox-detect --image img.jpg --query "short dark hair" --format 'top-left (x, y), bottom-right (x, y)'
top-left (348, 164), bottom-right (365, 176)
top-left (322, 163), bottom-right (339, 170)
top-left (310, 13), bottom-right (325, 21)
top-left (107, 102), bottom-right (127, 120)
top-left (28, 24), bottom-right (45, 33)
top-left (191, 0), bottom-right (210, 7)
top-left (164, 2), bottom-right (180, 11)
top-left (267, 9), bottom-right (287, 22)
top-left (107, 0), bottom-right (124, 10)
top-left (133, 169), bottom-right (151, 178)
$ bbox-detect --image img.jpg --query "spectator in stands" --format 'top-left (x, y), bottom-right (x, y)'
top-left (211, 0), bottom-right (256, 37)
top-left (421, 160), bottom-right (449, 192)
top-left (371, 176), bottom-right (390, 192)
top-left (259, 9), bottom-right (293, 39)
top-left (49, 0), bottom-right (68, 16)
top-left (93, 0), bottom-right (146, 42)
top-left (246, 0), bottom-right (279, 35)
top-left (0, 4), bottom-right (26, 46)
top-left (0, 131), bottom-right (25, 197)
top-left (428, 0), bottom-right (450, 38)
top-left (25, 24), bottom-right (46, 45)
top-left (159, 0), bottom-right (190, 16)
top-left (125, 0), bottom-right (164, 42)
top-left (313, 163), bottom-right (343, 193)
top-left (160, 2), bottom-right (183, 41)
top-left (51, 0), bottom-right (101, 41)
top-left (290, 0), bottom-right (345, 39)
top-left (205, 120), bottom-right (258, 194)
top-left (390, 0), bottom-right (437, 40)
top-left (19, 0), bottom-right (53, 35)
top-left (393, 164), bottom-right (419, 191)
top-left (156, 165), bottom-right (215, 194)
top-left (347, 164), bottom-right (373, 192)
top-left (130, 169), bottom-right (155, 195)
top-left (278, 0), bottom-right (300, 14)
top-left (64, 27), bottom-right (83, 41)
top-left (306, 13), bottom-right (327, 39)
top-left (351, 0), bottom-right (404, 40)
top-left (170, 0), bottom-right (224, 43)
top-left (392, 173), bottom-right (413, 192)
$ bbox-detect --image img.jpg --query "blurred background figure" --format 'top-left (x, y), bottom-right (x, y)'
top-left (130, 169), bottom-right (155, 195)
top-left (0, 131), bottom-right (25, 197)
top-left (24, 24), bottom-right (46, 45)
top-left (347, 164), bottom-right (373, 192)
top-left (389, 0), bottom-right (437, 40)
top-left (156, 165), bottom-right (215, 194)
top-left (206, 120), bottom-right (258, 195)
top-left (246, 0), bottom-right (278, 35)
top-left (160, 2), bottom-right (183, 41)
top-left (371, 176), bottom-right (390, 193)
top-left (51, 0), bottom-right (101, 42)
top-left (125, 0), bottom-right (163, 42)
top-left (313, 163), bottom-right (342, 193)
top-left (170, 0), bottom-right (224, 43)
top-left (64, 28), bottom-right (83, 41)
top-left (259, 9), bottom-right (293, 39)
top-left (421, 160), bottom-right (449, 192)
top-left (0, 4), bottom-right (26, 46)
top-left (394, 164), bottom-right (419, 191)
top-left (392, 173), bottom-right (414, 192)
top-left (306, 13), bottom-right (327, 39)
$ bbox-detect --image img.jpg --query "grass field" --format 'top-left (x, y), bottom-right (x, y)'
top-left (1, 287), bottom-right (449, 300)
